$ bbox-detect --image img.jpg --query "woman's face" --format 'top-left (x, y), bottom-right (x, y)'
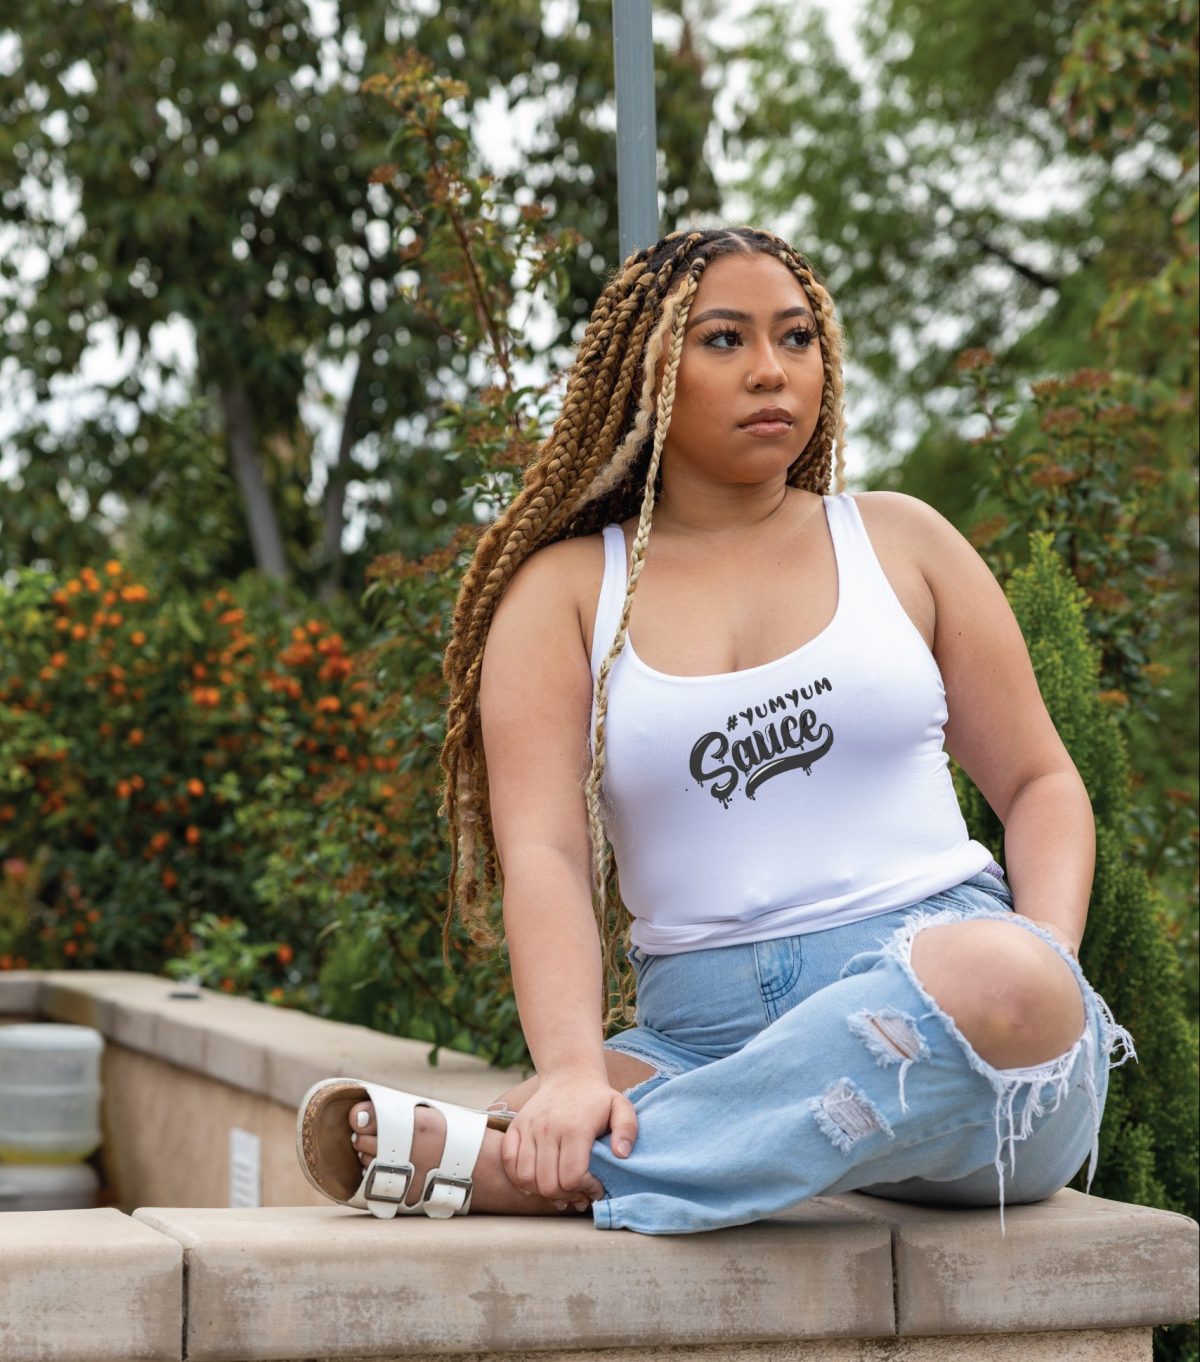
top-left (659, 251), bottom-right (825, 488)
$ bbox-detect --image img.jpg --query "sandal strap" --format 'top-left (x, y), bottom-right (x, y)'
top-left (353, 1084), bottom-right (488, 1220)
top-left (358, 1082), bottom-right (418, 1217)
top-left (416, 1098), bottom-right (488, 1219)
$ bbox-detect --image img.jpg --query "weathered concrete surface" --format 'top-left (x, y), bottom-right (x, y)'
top-left (132, 1204), bottom-right (894, 1361)
top-left (827, 1188), bottom-right (1199, 1335)
top-left (291, 1334), bottom-right (1151, 1361)
top-left (101, 1043), bottom-right (326, 1212)
top-left (0, 1206), bottom-right (181, 1362)
top-left (0, 970), bottom-right (42, 1017)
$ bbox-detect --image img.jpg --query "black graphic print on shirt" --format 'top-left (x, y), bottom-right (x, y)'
top-left (689, 678), bottom-right (834, 807)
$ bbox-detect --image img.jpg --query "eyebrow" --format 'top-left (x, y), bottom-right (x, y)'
top-left (685, 306), bottom-right (815, 331)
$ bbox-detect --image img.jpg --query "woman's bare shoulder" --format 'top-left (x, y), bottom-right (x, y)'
top-left (489, 531), bottom-right (607, 643)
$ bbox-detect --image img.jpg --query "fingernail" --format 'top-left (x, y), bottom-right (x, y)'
top-left (356, 1110), bottom-right (369, 1129)
top-left (553, 1200), bottom-right (567, 1211)
top-left (351, 1133), bottom-right (358, 1145)
top-left (615, 1139), bottom-right (630, 1156)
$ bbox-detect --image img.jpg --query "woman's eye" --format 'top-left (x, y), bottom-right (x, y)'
top-left (786, 326), bottom-right (817, 348)
top-left (702, 327), bottom-right (741, 348)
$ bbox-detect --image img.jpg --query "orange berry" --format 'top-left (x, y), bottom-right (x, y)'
top-left (105, 560), bottom-right (122, 577)
top-left (276, 943), bottom-right (294, 965)
top-left (71, 623), bottom-right (87, 640)
top-left (66, 580), bottom-right (81, 595)
top-left (103, 589), bottom-right (117, 605)
top-left (86, 909), bottom-right (101, 924)
top-left (193, 663), bottom-right (207, 679)
top-left (0, 807), bottom-right (15, 823)
top-left (54, 617), bottom-right (70, 632)
top-left (185, 826), bottom-right (201, 845)
top-left (186, 778), bottom-right (205, 797)
top-left (305, 619), bottom-right (322, 636)
top-left (130, 774), bottom-right (145, 791)
top-left (162, 868), bottom-right (178, 890)
top-left (109, 612), bottom-right (123, 626)
top-left (131, 630), bottom-right (146, 647)
top-left (50, 651), bottom-right (67, 667)
top-left (39, 666), bottom-right (56, 682)
top-left (128, 728), bottom-right (144, 746)
top-left (116, 780), bottom-right (132, 799)
top-left (63, 940), bottom-right (79, 957)
top-left (219, 977), bottom-right (235, 993)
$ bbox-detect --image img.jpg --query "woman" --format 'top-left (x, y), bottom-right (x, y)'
top-left (296, 226), bottom-right (1132, 1233)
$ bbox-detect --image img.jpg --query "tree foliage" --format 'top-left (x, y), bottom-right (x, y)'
top-left (0, 0), bottom-right (720, 596)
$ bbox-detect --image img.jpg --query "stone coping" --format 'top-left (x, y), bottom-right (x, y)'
top-left (0, 969), bottom-right (526, 1109)
top-left (0, 1207), bottom-right (181, 1362)
top-left (1, 1193), bottom-right (1195, 1362)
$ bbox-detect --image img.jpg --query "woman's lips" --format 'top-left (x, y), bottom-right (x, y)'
top-left (739, 419), bottom-right (793, 437)
top-left (738, 407), bottom-right (794, 437)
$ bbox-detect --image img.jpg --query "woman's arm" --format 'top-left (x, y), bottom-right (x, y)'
top-left (479, 538), bottom-right (638, 1199)
top-left (870, 493), bottom-right (1094, 953)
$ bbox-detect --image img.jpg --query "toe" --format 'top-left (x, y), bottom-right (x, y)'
top-left (348, 1100), bottom-right (376, 1136)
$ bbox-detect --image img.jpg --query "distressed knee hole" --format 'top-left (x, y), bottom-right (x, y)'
top-left (808, 1078), bottom-right (894, 1154)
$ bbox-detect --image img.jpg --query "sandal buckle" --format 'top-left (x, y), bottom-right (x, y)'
top-left (422, 1171), bottom-right (474, 1218)
top-left (364, 1160), bottom-right (415, 1204)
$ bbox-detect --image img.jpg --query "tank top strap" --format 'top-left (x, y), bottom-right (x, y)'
top-left (591, 525), bottom-right (629, 679)
top-left (823, 492), bottom-right (896, 618)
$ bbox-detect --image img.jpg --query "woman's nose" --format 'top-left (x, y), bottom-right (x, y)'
top-left (745, 340), bottom-right (786, 389)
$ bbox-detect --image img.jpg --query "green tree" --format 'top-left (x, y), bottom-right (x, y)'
top-left (0, 0), bottom-right (720, 597)
top-left (954, 533), bottom-right (1198, 1362)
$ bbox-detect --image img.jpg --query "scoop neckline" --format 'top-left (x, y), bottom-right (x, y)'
top-left (620, 494), bottom-right (844, 685)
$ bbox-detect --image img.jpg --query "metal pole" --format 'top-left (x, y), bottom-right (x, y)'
top-left (612, 0), bottom-right (660, 259)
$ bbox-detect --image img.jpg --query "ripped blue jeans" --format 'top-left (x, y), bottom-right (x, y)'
top-left (589, 869), bottom-right (1134, 1234)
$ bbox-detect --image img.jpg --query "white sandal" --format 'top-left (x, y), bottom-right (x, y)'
top-left (296, 1077), bottom-right (516, 1220)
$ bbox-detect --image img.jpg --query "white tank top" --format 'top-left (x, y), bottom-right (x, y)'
top-left (589, 492), bottom-right (993, 953)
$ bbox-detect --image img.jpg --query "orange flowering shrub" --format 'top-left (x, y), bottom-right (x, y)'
top-left (0, 562), bottom-right (373, 995)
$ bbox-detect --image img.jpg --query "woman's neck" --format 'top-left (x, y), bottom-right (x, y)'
top-left (651, 475), bottom-right (813, 539)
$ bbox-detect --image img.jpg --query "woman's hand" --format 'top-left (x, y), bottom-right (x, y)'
top-left (500, 1071), bottom-right (637, 1208)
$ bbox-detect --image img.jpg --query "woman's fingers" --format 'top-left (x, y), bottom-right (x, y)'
top-left (560, 1132), bottom-right (605, 1200)
top-left (608, 1094), bottom-right (639, 1159)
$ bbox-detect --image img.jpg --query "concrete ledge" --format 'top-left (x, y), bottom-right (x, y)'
top-left (827, 1188), bottom-right (1200, 1334)
top-left (133, 1202), bottom-right (893, 1360)
top-left (0, 1207), bottom-right (182, 1362)
top-left (1, 970), bottom-right (526, 1111)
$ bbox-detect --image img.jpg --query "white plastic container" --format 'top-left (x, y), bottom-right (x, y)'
top-left (0, 1162), bottom-right (100, 1211)
top-left (0, 1023), bottom-right (104, 1162)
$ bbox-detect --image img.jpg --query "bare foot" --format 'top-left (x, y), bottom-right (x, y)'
top-left (347, 1101), bottom-right (595, 1216)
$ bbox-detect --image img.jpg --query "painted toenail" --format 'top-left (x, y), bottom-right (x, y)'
top-left (356, 1110), bottom-right (369, 1129)
top-left (351, 1133), bottom-right (358, 1145)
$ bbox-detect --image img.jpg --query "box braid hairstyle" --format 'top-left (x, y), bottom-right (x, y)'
top-left (440, 225), bottom-right (846, 1027)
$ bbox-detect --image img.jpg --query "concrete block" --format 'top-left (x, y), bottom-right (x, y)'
top-left (0, 971), bottom-right (43, 1016)
top-left (133, 1203), bottom-right (893, 1360)
top-left (0, 1207), bottom-right (181, 1362)
top-left (829, 1188), bottom-right (1199, 1335)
